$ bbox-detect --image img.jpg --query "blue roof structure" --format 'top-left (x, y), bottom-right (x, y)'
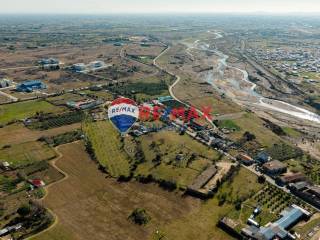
top-left (275, 207), bottom-right (303, 229)
top-left (258, 205), bottom-right (307, 240)
top-left (255, 152), bottom-right (270, 163)
top-left (16, 80), bottom-right (46, 92)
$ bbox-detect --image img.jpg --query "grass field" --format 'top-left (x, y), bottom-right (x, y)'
top-left (0, 100), bottom-right (64, 125)
top-left (107, 74), bottom-right (174, 102)
top-left (27, 111), bottom-right (84, 130)
top-left (228, 113), bottom-right (281, 147)
top-left (27, 142), bottom-right (269, 240)
top-left (301, 72), bottom-right (320, 80)
top-left (158, 167), bottom-right (263, 240)
top-left (217, 167), bottom-right (264, 202)
top-left (46, 93), bottom-right (86, 106)
top-left (30, 142), bottom-right (199, 240)
top-left (217, 119), bottom-right (241, 131)
top-left (282, 127), bottom-right (302, 138)
top-left (0, 141), bottom-right (57, 168)
top-left (0, 123), bottom-right (81, 146)
top-left (83, 121), bottom-right (131, 178)
top-left (135, 130), bottom-right (221, 186)
top-left (128, 55), bottom-right (155, 65)
top-left (189, 95), bottom-right (243, 115)
top-left (294, 214), bottom-right (320, 239)
top-left (79, 90), bottom-right (113, 101)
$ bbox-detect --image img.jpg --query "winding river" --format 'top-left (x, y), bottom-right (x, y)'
top-left (186, 32), bottom-right (320, 124)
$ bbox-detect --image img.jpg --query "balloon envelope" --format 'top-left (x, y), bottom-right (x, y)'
top-left (108, 98), bottom-right (139, 134)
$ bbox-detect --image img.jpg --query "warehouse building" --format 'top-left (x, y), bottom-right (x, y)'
top-left (16, 80), bottom-right (46, 92)
top-left (187, 165), bottom-right (218, 198)
top-left (262, 160), bottom-right (287, 176)
top-left (242, 205), bottom-right (310, 240)
top-left (71, 63), bottom-right (87, 73)
top-left (289, 182), bottom-right (320, 209)
top-left (276, 172), bottom-right (306, 186)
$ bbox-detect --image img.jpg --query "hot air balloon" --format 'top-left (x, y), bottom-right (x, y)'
top-left (108, 98), bottom-right (139, 135)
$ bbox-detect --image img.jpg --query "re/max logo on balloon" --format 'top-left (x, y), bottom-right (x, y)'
top-left (108, 97), bottom-right (213, 134)
top-left (138, 105), bottom-right (213, 122)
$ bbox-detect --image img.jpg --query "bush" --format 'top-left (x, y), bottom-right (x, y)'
top-left (128, 208), bottom-right (151, 225)
top-left (243, 131), bottom-right (256, 141)
top-left (159, 179), bottom-right (177, 191)
top-left (34, 188), bottom-right (46, 199)
top-left (218, 193), bottom-right (227, 206)
top-left (17, 204), bottom-right (31, 217)
top-left (234, 200), bottom-right (242, 211)
top-left (258, 175), bottom-right (266, 184)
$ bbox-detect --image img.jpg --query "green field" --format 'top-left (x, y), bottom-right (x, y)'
top-left (229, 113), bottom-right (281, 147)
top-left (226, 183), bottom-right (316, 233)
top-left (282, 127), bottom-right (301, 138)
top-left (294, 215), bottom-right (320, 238)
top-left (217, 120), bottom-right (241, 131)
top-left (107, 75), bottom-right (174, 102)
top-left (159, 167), bottom-right (264, 240)
top-left (79, 90), bottom-right (113, 101)
top-left (135, 130), bottom-right (221, 186)
top-left (0, 141), bottom-right (57, 168)
top-left (128, 55), bottom-right (155, 65)
top-left (83, 120), bottom-right (131, 178)
top-left (301, 71), bottom-right (320, 80)
top-left (0, 100), bottom-right (64, 125)
top-left (83, 120), bottom-right (221, 185)
top-left (46, 93), bottom-right (86, 106)
top-left (28, 111), bottom-right (84, 130)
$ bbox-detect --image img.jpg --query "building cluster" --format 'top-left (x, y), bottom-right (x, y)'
top-left (242, 205), bottom-right (311, 240)
top-left (66, 99), bottom-right (103, 110)
top-left (238, 151), bottom-right (309, 184)
top-left (130, 123), bottom-right (156, 137)
top-left (71, 61), bottom-right (110, 73)
top-left (38, 58), bottom-right (61, 70)
top-left (238, 151), bottom-right (288, 177)
top-left (236, 150), bottom-right (320, 211)
top-left (16, 80), bottom-right (46, 92)
top-left (289, 181), bottom-right (320, 209)
top-left (247, 47), bottom-right (320, 77)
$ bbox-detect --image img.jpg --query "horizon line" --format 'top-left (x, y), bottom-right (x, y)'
top-left (1, 11), bottom-right (320, 15)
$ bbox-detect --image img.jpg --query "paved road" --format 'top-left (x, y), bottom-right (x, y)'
top-left (153, 46), bottom-right (217, 129)
top-left (0, 66), bottom-right (38, 71)
top-left (0, 90), bottom-right (18, 102)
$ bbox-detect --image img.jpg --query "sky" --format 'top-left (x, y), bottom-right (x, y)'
top-left (1, 0), bottom-right (320, 14)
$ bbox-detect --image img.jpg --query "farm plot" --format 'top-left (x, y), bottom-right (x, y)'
top-left (225, 183), bottom-right (316, 233)
top-left (127, 55), bottom-right (155, 65)
top-left (30, 142), bottom-right (198, 240)
top-left (0, 123), bottom-right (81, 146)
top-left (83, 120), bottom-right (131, 178)
top-left (0, 141), bottom-right (56, 168)
top-left (0, 100), bottom-right (64, 125)
top-left (27, 111), bottom-right (84, 130)
top-left (46, 93), bottom-right (86, 106)
top-left (135, 130), bottom-right (222, 187)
